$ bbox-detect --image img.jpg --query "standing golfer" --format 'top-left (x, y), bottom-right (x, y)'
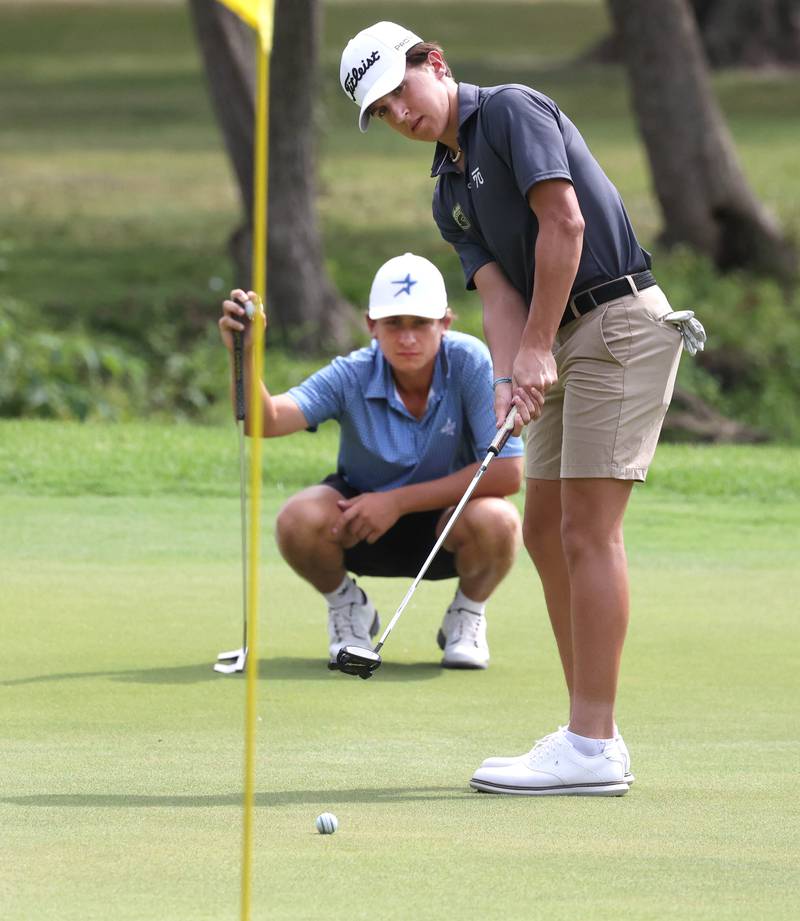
top-left (340, 22), bottom-right (704, 794)
top-left (218, 252), bottom-right (523, 671)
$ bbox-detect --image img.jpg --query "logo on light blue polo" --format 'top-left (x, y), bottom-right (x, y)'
top-left (392, 273), bottom-right (417, 297)
top-left (440, 418), bottom-right (456, 437)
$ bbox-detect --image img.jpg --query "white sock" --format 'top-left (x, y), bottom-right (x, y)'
top-left (452, 587), bottom-right (486, 615)
top-left (323, 575), bottom-right (359, 608)
top-left (565, 729), bottom-right (615, 757)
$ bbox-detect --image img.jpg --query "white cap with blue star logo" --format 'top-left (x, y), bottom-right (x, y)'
top-left (340, 21), bottom-right (423, 132)
top-left (368, 253), bottom-right (448, 320)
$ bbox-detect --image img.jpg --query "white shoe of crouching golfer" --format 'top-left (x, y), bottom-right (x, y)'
top-left (479, 726), bottom-right (636, 785)
top-left (327, 588), bottom-right (380, 663)
top-left (437, 604), bottom-right (489, 669)
top-left (470, 729), bottom-right (630, 796)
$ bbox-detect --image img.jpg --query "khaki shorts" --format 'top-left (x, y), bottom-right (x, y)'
top-left (525, 285), bottom-right (682, 481)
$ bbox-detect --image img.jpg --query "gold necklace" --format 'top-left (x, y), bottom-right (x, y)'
top-left (449, 146), bottom-right (462, 164)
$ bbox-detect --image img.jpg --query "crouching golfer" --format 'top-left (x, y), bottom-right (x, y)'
top-left (218, 252), bottom-right (523, 670)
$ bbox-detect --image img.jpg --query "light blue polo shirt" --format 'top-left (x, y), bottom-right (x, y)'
top-left (286, 331), bottom-right (523, 494)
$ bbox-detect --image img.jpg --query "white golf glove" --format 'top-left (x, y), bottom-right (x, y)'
top-left (663, 310), bottom-right (707, 356)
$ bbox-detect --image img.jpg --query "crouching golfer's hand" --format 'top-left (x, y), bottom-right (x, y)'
top-left (218, 289), bottom-right (265, 352)
top-left (333, 492), bottom-right (402, 545)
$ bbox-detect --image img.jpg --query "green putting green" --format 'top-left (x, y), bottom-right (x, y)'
top-left (1, 422), bottom-right (798, 919)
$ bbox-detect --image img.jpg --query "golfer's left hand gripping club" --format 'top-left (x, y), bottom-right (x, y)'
top-left (334, 407), bottom-right (519, 680)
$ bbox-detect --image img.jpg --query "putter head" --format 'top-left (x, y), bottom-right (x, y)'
top-left (214, 647), bottom-right (247, 674)
top-left (329, 644), bottom-right (382, 680)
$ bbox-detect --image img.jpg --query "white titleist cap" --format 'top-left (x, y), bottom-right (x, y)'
top-left (368, 253), bottom-right (448, 320)
top-left (340, 21), bottom-right (422, 132)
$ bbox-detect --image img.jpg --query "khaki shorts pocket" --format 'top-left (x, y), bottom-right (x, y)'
top-left (600, 302), bottom-right (633, 365)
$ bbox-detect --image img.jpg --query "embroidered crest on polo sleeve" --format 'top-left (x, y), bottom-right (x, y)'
top-left (452, 203), bottom-right (471, 230)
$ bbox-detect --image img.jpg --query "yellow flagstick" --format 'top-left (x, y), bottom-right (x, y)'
top-left (241, 4), bottom-right (274, 921)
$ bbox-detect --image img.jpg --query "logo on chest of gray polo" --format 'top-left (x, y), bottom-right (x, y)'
top-left (452, 203), bottom-right (471, 231)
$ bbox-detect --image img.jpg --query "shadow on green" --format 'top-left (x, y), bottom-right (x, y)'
top-left (1, 658), bottom-right (443, 686)
top-left (2, 786), bottom-right (463, 808)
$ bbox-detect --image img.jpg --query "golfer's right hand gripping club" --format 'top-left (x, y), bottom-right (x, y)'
top-left (334, 407), bottom-right (519, 680)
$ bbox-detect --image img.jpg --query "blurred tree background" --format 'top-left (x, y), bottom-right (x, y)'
top-left (1, 0), bottom-right (798, 440)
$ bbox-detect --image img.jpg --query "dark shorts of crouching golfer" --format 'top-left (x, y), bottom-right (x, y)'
top-left (321, 472), bottom-right (457, 580)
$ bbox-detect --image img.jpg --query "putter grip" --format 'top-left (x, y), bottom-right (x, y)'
top-left (233, 331), bottom-right (245, 422)
top-left (488, 407), bottom-right (518, 455)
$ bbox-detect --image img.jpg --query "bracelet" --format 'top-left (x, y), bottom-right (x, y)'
top-left (493, 377), bottom-right (513, 389)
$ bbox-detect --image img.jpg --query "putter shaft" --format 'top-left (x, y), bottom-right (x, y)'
top-left (374, 407), bottom-right (518, 653)
top-left (215, 326), bottom-right (249, 673)
top-left (234, 329), bottom-right (248, 652)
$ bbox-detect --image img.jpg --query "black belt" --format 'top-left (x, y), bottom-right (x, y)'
top-left (560, 271), bottom-right (657, 328)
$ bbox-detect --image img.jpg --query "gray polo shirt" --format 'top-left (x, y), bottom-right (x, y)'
top-left (432, 83), bottom-right (650, 307)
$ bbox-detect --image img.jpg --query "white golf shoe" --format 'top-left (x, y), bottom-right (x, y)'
top-left (437, 603), bottom-right (489, 669)
top-left (327, 587), bottom-right (380, 663)
top-left (470, 729), bottom-right (630, 796)
top-left (479, 726), bottom-right (635, 785)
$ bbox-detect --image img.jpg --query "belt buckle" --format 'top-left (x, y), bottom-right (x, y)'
top-left (568, 288), bottom-right (594, 320)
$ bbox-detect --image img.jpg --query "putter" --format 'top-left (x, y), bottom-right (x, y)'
top-left (331, 406), bottom-right (519, 679)
top-left (214, 297), bottom-right (256, 675)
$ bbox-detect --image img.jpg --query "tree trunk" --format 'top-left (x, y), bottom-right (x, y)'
top-left (692, 0), bottom-right (800, 67)
top-left (663, 387), bottom-right (769, 442)
top-left (188, 0), bottom-right (355, 352)
top-left (607, 0), bottom-right (797, 280)
top-left (588, 0), bottom-right (800, 68)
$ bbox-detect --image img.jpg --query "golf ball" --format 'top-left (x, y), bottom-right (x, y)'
top-left (315, 812), bottom-right (338, 835)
